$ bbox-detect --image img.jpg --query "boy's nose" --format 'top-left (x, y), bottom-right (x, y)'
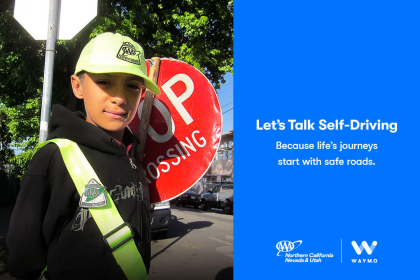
top-left (109, 87), bottom-right (128, 105)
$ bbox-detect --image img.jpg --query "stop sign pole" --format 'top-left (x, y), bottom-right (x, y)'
top-left (137, 57), bottom-right (161, 163)
top-left (39, 0), bottom-right (60, 143)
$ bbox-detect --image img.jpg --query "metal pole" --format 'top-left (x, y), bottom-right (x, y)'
top-left (39, 0), bottom-right (60, 144)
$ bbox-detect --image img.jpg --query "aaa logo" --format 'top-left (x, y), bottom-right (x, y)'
top-left (84, 187), bottom-right (106, 202)
top-left (276, 240), bottom-right (302, 256)
top-left (117, 42), bottom-right (141, 65)
top-left (79, 179), bottom-right (108, 208)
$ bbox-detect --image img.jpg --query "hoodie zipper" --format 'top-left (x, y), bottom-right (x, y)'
top-left (129, 158), bottom-right (137, 170)
top-left (128, 157), bottom-right (141, 200)
top-left (128, 157), bottom-right (146, 247)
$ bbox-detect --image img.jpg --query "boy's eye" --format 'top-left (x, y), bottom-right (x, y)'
top-left (96, 80), bottom-right (111, 85)
top-left (128, 84), bottom-right (141, 90)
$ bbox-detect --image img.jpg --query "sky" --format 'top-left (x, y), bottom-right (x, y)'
top-left (216, 72), bottom-right (233, 133)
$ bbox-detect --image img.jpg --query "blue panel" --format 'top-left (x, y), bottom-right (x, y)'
top-left (235, 0), bottom-right (420, 279)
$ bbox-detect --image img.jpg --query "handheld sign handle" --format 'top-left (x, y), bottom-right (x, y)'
top-left (137, 57), bottom-right (161, 163)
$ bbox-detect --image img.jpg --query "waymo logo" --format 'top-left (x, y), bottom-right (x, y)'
top-left (276, 240), bottom-right (302, 256)
top-left (351, 241), bottom-right (377, 255)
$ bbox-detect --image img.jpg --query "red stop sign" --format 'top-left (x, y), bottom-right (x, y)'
top-left (128, 59), bottom-right (222, 203)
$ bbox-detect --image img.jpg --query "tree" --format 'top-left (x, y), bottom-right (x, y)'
top-left (0, 0), bottom-right (233, 176)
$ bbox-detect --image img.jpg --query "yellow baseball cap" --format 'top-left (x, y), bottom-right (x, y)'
top-left (75, 32), bottom-right (160, 95)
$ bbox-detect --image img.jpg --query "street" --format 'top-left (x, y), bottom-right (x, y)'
top-left (150, 205), bottom-right (233, 280)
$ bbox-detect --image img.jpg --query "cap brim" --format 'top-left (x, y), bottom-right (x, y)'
top-left (76, 64), bottom-right (161, 95)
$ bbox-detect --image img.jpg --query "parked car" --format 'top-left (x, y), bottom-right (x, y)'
top-left (175, 190), bottom-right (201, 208)
top-left (151, 201), bottom-right (171, 235)
top-left (200, 183), bottom-right (233, 214)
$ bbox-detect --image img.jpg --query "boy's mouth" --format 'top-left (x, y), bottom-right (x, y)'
top-left (104, 109), bottom-right (128, 119)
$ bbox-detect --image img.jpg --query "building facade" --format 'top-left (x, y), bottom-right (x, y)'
top-left (190, 129), bottom-right (233, 195)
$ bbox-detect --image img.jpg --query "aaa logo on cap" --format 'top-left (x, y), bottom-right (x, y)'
top-left (117, 42), bottom-right (141, 65)
top-left (80, 179), bottom-right (108, 208)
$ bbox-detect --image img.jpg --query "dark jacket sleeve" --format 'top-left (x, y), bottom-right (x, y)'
top-left (6, 144), bottom-right (58, 279)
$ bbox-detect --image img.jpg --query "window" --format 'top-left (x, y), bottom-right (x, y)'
top-left (222, 185), bottom-right (233, 191)
top-left (217, 152), bottom-right (223, 161)
top-left (228, 150), bottom-right (233, 159)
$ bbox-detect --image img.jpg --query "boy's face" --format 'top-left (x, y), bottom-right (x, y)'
top-left (71, 72), bottom-right (143, 138)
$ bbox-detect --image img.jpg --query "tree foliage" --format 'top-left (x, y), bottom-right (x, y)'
top-left (0, 105), bottom-right (14, 162)
top-left (0, 0), bottom-right (233, 176)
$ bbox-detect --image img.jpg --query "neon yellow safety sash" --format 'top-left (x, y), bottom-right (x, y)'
top-left (37, 138), bottom-right (148, 280)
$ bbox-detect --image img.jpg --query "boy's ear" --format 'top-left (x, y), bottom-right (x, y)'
top-left (71, 75), bottom-right (84, 99)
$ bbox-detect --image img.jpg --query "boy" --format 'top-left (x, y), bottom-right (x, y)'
top-left (7, 32), bottom-right (160, 279)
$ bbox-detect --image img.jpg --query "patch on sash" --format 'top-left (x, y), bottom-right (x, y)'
top-left (79, 179), bottom-right (108, 208)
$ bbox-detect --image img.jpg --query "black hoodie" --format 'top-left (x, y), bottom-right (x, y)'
top-left (7, 105), bottom-right (151, 280)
